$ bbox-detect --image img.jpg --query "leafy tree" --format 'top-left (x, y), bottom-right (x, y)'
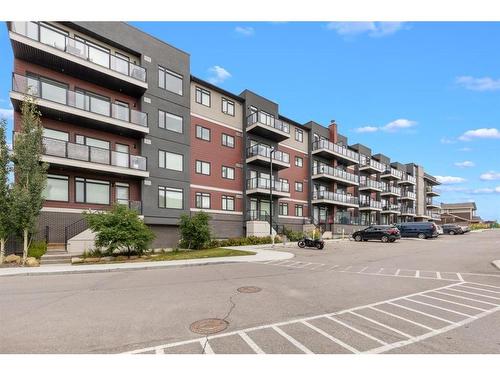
top-left (11, 95), bottom-right (47, 263)
top-left (179, 211), bottom-right (212, 250)
top-left (0, 119), bottom-right (12, 264)
top-left (84, 204), bottom-right (155, 257)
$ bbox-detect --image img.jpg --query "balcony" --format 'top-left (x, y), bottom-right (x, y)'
top-left (246, 112), bottom-right (290, 142)
top-left (42, 137), bottom-right (149, 178)
top-left (359, 200), bottom-right (383, 211)
top-left (246, 144), bottom-right (290, 170)
top-left (11, 74), bottom-right (148, 136)
top-left (381, 204), bottom-right (401, 214)
top-left (426, 200), bottom-right (441, 209)
top-left (312, 165), bottom-right (359, 186)
top-left (424, 173), bottom-right (440, 186)
top-left (400, 207), bottom-right (416, 216)
top-left (359, 155), bottom-right (385, 173)
top-left (381, 185), bottom-right (401, 197)
top-left (428, 211), bottom-right (442, 221)
top-left (312, 191), bottom-right (359, 208)
top-left (312, 139), bottom-right (359, 165)
top-left (381, 168), bottom-right (403, 180)
top-left (359, 179), bottom-right (383, 192)
top-left (398, 174), bottom-right (416, 185)
top-left (426, 186), bottom-right (440, 197)
top-left (246, 177), bottom-right (290, 198)
top-left (9, 22), bottom-right (147, 96)
top-left (400, 191), bottom-right (416, 200)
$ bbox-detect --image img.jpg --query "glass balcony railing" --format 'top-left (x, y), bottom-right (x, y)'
top-left (381, 185), bottom-right (401, 195)
top-left (246, 177), bottom-right (290, 193)
top-left (313, 191), bottom-right (359, 205)
top-left (246, 112), bottom-right (290, 133)
top-left (313, 165), bottom-right (359, 184)
top-left (400, 207), bottom-right (416, 215)
top-left (312, 139), bottom-right (360, 162)
top-left (246, 144), bottom-right (290, 164)
top-left (11, 22), bottom-right (147, 82)
top-left (12, 74), bottom-right (148, 127)
top-left (42, 137), bottom-right (147, 171)
top-left (359, 179), bottom-right (383, 190)
top-left (401, 191), bottom-right (416, 199)
top-left (359, 155), bottom-right (385, 171)
top-left (381, 168), bottom-right (403, 179)
top-left (382, 204), bottom-right (401, 212)
top-left (401, 174), bottom-right (416, 184)
top-left (359, 200), bottom-right (382, 209)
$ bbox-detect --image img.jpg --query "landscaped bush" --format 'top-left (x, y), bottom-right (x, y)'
top-left (209, 235), bottom-right (282, 248)
top-left (282, 227), bottom-right (304, 241)
top-left (179, 211), bottom-right (212, 250)
top-left (27, 240), bottom-right (47, 259)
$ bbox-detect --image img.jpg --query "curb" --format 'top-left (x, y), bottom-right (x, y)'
top-left (492, 260), bottom-right (500, 271)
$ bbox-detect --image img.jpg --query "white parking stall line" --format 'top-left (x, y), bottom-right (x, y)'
top-left (368, 306), bottom-right (434, 331)
top-left (395, 269), bottom-right (401, 276)
top-left (328, 265), bottom-right (340, 271)
top-left (271, 326), bottom-right (313, 354)
top-left (388, 301), bottom-right (455, 324)
top-left (432, 290), bottom-right (499, 307)
top-left (360, 267), bottom-right (369, 273)
top-left (301, 321), bottom-right (360, 353)
top-left (415, 270), bottom-right (420, 278)
top-left (296, 262), bottom-right (314, 269)
top-left (348, 311), bottom-right (414, 339)
top-left (155, 347), bottom-right (164, 354)
top-left (342, 266), bottom-right (353, 272)
top-left (456, 285), bottom-right (500, 295)
top-left (447, 288), bottom-right (500, 302)
top-left (325, 316), bottom-right (388, 345)
top-left (203, 340), bottom-right (215, 354)
top-left (238, 332), bottom-right (264, 354)
top-left (421, 293), bottom-right (488, 312)
top-left (436, 272), bottom-right (442, 280)
top-left (456, 273), bottom-right (464, 282)
top-left (404, 297), bottom-right (474, 318)
top-left (377, 268), bottom-right (384, 274)
top-left (466, 282), bottom-right (500, 290)
top-left (310, 264), bottom-right (326, 271)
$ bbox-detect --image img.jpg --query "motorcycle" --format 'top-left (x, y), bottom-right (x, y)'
top-left (297, 237), bottom-right (325, 250)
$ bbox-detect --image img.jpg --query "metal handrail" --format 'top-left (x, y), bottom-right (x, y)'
top-left (382, 168), bottom-right (403, 179)
top-left (246, 111), bottom-right (290, 133)
top-left (359, 155), bottom-right (385, 171)
top-left (360, 200), bottom-right (382, 209)
top-left (246, 177), bottom-right (290, 193)
top-left (313, 190), bottom-right (359, 205)
top-left (312, 139), bottom-right (359, 161)
top-left (246, 144), bottom-right (290, 164)
top-left (359, 179), bottom-right (383, 190)
top-left (313, 164), bottom-right (359, 183)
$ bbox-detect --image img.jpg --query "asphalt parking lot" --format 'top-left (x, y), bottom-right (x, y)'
top-left (1, 230), bottom-right (499, 354)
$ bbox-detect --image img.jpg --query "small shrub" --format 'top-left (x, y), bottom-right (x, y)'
top-left (283, 227), bottom-right (304, 241)
top-left (179, 211), bottom-right (212, 250)
top-left (27, 240), bottom-right (47, 259)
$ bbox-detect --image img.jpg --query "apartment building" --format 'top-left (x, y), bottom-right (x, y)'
top-left (7, 21), bottom-right (441, 250)
top-left (440, 202), bottom-right (478, 224)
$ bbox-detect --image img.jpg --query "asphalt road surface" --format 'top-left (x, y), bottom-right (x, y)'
top-left (1, 230), bottom-right (499, 354)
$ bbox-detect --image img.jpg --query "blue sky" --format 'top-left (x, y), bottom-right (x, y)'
top-left (1, 22), bottom-right (499, 220)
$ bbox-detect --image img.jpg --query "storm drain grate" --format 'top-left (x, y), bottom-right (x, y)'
top-left (189, 319), bottom-right (229, 335)
top-left (237, 286), bottom-right (262, 294)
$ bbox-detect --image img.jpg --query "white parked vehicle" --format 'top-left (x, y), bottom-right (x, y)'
top-left (436, 225), bottom-right (444, 235)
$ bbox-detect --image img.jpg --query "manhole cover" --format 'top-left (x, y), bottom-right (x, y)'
top-left (190, 319), bottom-right (228, 335)
top-left (237, 286), bottom-right (262, 293)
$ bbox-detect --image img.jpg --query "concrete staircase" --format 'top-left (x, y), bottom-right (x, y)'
top-left (40, 243), bottom-right (72, 265)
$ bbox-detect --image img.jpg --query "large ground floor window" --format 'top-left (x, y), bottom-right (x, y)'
top-left (75, 177), bottom-right (110, 205)
top-left (43, 174), bottom-right (69, 201)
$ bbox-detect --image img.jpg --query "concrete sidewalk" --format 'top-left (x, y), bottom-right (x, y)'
top-left (0, 247), bottom-right (293, 277)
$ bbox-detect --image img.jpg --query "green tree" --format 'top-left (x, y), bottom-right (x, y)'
top-left (11, 95), bottom-right (47, 263)
top-left (0, 119), bottom-right (12, 264)
top-left (84, 204), bottom-right (155, 257)
top-left (179, 211), bottom-right (212, 250)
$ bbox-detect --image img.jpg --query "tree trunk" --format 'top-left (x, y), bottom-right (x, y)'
top-left (0, 237), bottom-right (5, 264)
top-left (23, 228), bottom-right (28, 264)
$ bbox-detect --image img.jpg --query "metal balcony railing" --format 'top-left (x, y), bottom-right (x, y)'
top-left (382, 185), bottom-right (401, 195)
top-left (401, 174), bottom-right (416, 184)
top-left (313, 165), bottom-right (359, 184)
top-left (401, 191), bottom-right (416, 199)
top-left (246, 177), bottom-right (290, 193)
top-left (360, 200), bottom-right (382, 209)
top-left (359, 155), bottom-right (385, 171)
top-left (359, 179), bottom-right (383, 190)
top-left (246, 210), bottom-right (270, 222)
top-left (312, 139), bottom-right (360, 162)
top-left (42, 137), bottom-right (147, 171)
top-left (12, 74), bottom-right (148, 127)
top-left (313, 191), bottom-right (359, 205)
top-left (382, 168), bottom-right (403, 179)
top-left (382, 204), bottom-right (401, 212)
top-left (400, 207), bottom-right (416, 215)
top-left (246, 144), bottom-right (290, 164)
top-left (11, 22), bottom-right (147, 82)
top-left (246, 112), bottom-right (290, 133)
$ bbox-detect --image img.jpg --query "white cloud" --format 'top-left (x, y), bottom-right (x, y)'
top-left (436, 186), bottom-right (468, 192)
top-left (458, 128), bottom-right (500, 141)
top-left (454, 161), bottom-right (475, 168)
top-left (458, 147), bottom-right (472, 152)
top-left (354, 118), bottom-right (417, 134)
top-left (235, 26), bottom-right (254, 36)
top-left (435, 176), bottom-right (467, 184)
top-left (0, 108), bottom-right (13, 120)
top-left (207, 65), bottom-right (232, 85)
top-left (480, 171), bottom-right (500, 181)
top-left (354, 126), bottom-right (378, 133)
top-left (471, 187), bottom-right (500, 194)
top-left (440, 137), bottom-right (456, 144)
top-left (456, 76), bottom-right (500, 91)
top-left (326, 22), bottom-right (405, 38)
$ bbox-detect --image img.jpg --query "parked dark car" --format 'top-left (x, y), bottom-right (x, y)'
top-left (396, 222), bottom-right (438, 239)
top-left (352, 225), bottom-right (401, 243)
top-left (442, 224), bottom-right (465, 235)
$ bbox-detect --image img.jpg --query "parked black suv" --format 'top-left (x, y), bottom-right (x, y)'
top-left (442, 224), bottom-right (465, 235)
top-left (396, 222), bottom-right (438, 239)
top-left (352, 225), bottom-right (401, 243)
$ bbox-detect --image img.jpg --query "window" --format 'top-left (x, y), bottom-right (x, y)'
top-left (295, 128), bottom-right (303, 143)
top-left (295, 156), bottom-right (303, 167)
top-left (295, 205), bottom-right (304, 217)
top-left (196, 125), bottom-right (211, 141)
top-left (195, 86), bottom-right (211, 107)
top-left (75, 178), bottom-right (110, 205)
top-left (222, 195), bottom-right (235, 211)
top-left (195, 192), bottom-right (211, 209)
top-left (75, 135), bottom-right (109, 150)
top-left (114, 100), bottom-right (129, 122)
top-left (75, 36), bottom-right (110, 68)
top-left (75, 88), bottom-right (110, 116)
top-left (221, 97), bottom-right (235, 116)
top-left (43, 128), bottom-right (68, 142)
top-left (158, 110), bottom-right (183, 133)
top-left (43, 174), bottom-right (68, 201)
top-left (279, 202), bottom-right (288, 216)
top-left (159, 186), bottom-right (183, 209)
top-left (158, 66), bottom-right (183, 95)
top-left (221, 133), bottom-right (235, 148)
top-left (195, 160), bottom-right (210, 175)
top-left (222, 166), bottom-right (235, 180)
top-left (115, 183), bottom-right (129, 206)
top-left (159, 150), bottom-right (183, 171)
top-left (295, 181), bottom-right (303, 192)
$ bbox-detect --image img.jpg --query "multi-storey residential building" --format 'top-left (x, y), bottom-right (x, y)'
top-left (7, 21), bottom-right (441, 251)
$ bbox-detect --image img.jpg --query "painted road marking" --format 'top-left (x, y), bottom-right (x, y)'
top-left (456, 285), bottom-right (500, 295)
top-left (360, 267), bottom-right (369, 273)
top-left (456, 273), bottom-right (464, 282)
top-left (124, 281), bottom-right (500, 354)
top-left (395, 269), bottom-right (401, 276)
top-left (434, 290), bottom-right (499, 307)
top-left (447, 287), bottom-right (500, 302)
top-left (420, 293), bottom-right (488, 312)
top-left (436, 272), bottom-right (442, 279)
